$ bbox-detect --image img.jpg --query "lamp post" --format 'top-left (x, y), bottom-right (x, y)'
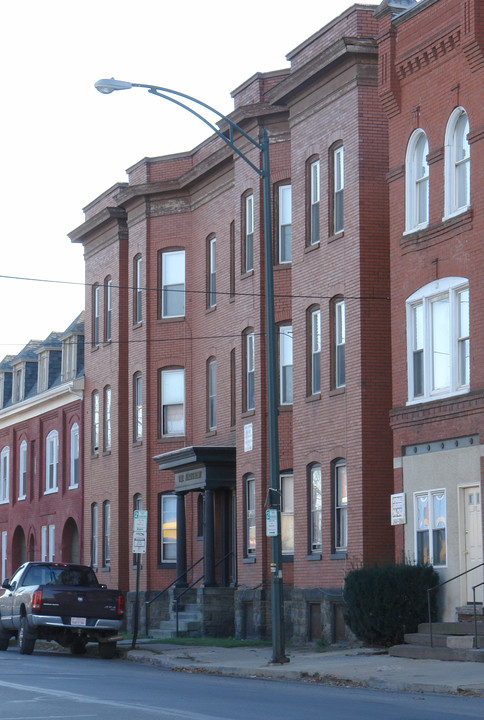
top-left (95, 79), bottom-right (288, 663)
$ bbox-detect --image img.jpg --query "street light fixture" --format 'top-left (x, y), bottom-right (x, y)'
top-left (95, 78), bottom-right (288, 663)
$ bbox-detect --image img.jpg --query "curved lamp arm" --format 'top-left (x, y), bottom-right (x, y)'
top-left (94, 78), bottom-right (264, 177)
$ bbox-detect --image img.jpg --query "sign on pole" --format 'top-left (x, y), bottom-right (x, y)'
top-left (132, 531), bottom-right (147, 554)
top-left (266, 508), bottom-right (278, 537)
top-left (134, 510), bottom-right (148, 532)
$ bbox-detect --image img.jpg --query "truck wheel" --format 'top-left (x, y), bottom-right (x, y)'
top-left (18, 616), bottom-right (36, 655)
top-left (70, 640), bottom-right (87, 655)
top-left (98, 641), bottom-right (116, 659)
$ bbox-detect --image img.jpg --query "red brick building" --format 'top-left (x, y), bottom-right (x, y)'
top-left (376, 0), bottom-right (484, 617)
top-left (0, 314), bottom-right (84, 581)
top-left (70, 4), bottom-right (394, 642)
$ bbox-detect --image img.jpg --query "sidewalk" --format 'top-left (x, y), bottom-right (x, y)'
top-left (123, 641), bottom-right (484, 696)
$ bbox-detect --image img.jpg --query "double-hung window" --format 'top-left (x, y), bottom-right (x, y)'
top-left (309, 464), bottom-right (322, 553)
top-left (334, 299), bottom-right (346, 389)
top-left (243, 194), bottom-right (254, 273)
top-left (415, 490), bottom-right (446, 566)
top-left (208, 237), bottom-right (216, 308)
top-left (134, 373), bottom-right (142, 441)
top-left (207, 358), bottom-right (216, 431)
top-left (0, 447), bottom-right (9, 504)
top-left (310, 308), bottom-right (321, 395)
top-left (93, 284), bottom-right (100, 347)
top-left (333, 146), bottom-right (344, 234)
top-left (444, 107), bottom-right (470, 218)
top-left (161, 250), bottom-right (185, 318)
top-left (160, 494), bottom-right (176, 563)
top-left (70, 423), bottom-right (79, 488)
top-left (18, 440), bottom-right (27, 500)
top-left (244, 331), bottom-right (255, 411)
top-left (279, 325), bottom-right (293, 405)
top-left (245, 474), bottom-right (256, 556)
top-left (92, 391), bottom-right (100, 453)
top-left (103, 500), bottom-right (110, 568)
top-left (161, 368), bottom-right (185, 436)
top-left (45, 430), bottom-right (58, 493)
top-left (407, 278), bottom-right (469, 403)
top-left (134, 255), bottom-right (142, 324)
top-left (334, 459), bottom-right (347, 552)
top-left (278, 184), bottom-right (292, 263)
top-left (308, 159), bottom-right (320, 244)
top-left (281, 472), bottom-right (294, 555)
top-left (405, 129), bottom-right (429, 232)
top-left (91, 503), bottom-right (98, 569)
top-left (105, 277), bottom-right (112, 341)
top-left (104, 386), bottom-right (112, 452)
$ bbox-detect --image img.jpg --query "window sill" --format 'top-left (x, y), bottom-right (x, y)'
top-left (241, 269), bottom-right (254, 280)
top-left (91, 452), bottom-right (99, 459)
top-left (329, 387), bottom-right (345, 397)
top-left (157, 562), bottom-right (176, 569)
top-left (241, 409), bottom-right (255, 418)
top-left (205, 429), bottom-right (217, 437)
top-left (103, 340), bottom-right (112, 347)
top-left (406, 387), bottom-right (469, 406)
top-left (442, 206), bottom-right (470, 223)
top-left (330, 552), bottom-right (347, 560)
top-left (305, 393), bottom-right (321, 403)
top-left (282, 554), bottom-right (294, 562)
top-left (0, 500), bottom-right (9, 505)
top-left (205, 305), bottom-right (216, 314)
top-left (91, 345), bottom-right (100, 352)
top-left (304, 241), bottom-right (320, 254)
top-left (278, 404), bottom-right (292, 412)
top-left (274, 262), bottom-right (291, 271)
top-left (132, 439), bottom-right (143, 448)
top-left (243, 556), bottom-right (256, 564)
top-left (132, 321), bottom-right (143, 330)
top-left (102, 450), bottom-right (112, 457)
top-left (157, 315), bottom-right (186, 323)
top-left (328, 230), bottom-right (344, 244)
top-left (68, 484), bottom-right (79, 491)
top-left (306, 553), bottom-right (322, 561)
top-left (17, 495), bottom-right (27, 501)
top-left (101, 566), bottom-right (111, 573)
top-left (44, 488), bottom-right (59, 496)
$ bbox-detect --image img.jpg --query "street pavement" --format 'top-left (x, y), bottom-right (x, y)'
top-left (122, 641), bottom-right (484, 697)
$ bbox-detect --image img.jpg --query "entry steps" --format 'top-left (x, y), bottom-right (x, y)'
top-left (150, 602), bottom-right (202, 640)
top-left (390, 617), bottom-right (484, 662)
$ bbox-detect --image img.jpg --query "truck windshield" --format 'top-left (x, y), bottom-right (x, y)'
top-left (23, 566), bottom-right (99, 588)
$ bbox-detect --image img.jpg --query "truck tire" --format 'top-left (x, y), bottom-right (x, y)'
top-left (18, 616), bottom-right (36, 655)
top-left (98, 640), bottom-right (116, 659)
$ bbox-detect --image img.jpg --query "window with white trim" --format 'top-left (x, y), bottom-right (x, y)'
top-left (62, 336), bottom-right (77, 382)
top-left (308, 159), bottom-right (320, 245)
top-left (415, 490), bottom-right (447, 566)
top-left (279, 325), bottom-right (293, 405)
top-left (45, 430), bottom-right (58, 493)
top-left (70, 423), bottom-right (79, 488)
top-left (92, 391), bottom-right (100, 453)
top-left (309, 463), bottom-right (322, 553)
top-left (104, 386), bottom-right (112, 452)
top-left (103, 500), bottom-right (110, 567)
top-left (91, 503), bottom-right (98, 569)
top-left (444, 107), bottom-right (470, 218)
top-left (244, 331), bottom-right (255, 411)
top-left (0, 447), bottom-right (9, 504)
top-left (161, 368), bottom-right (185, 437)
top-left (243, 194), bottom-right (254, 273)
top-left (278, 184), bottom-right (292, 263)
top-left (405, 129), bottom-right (429, 233)
top-left (13, 366), bottom-right (24, 403)
top-left (48, 524), bottom-right (55, 562)
top-left (245, 474), bottom-right (256, 556)
top-left (334, 459), bottom-right (347, 552)
top-left (207, 357), bottom-right (216, 431)
top-left (281, 472), bottom-right (294, 555)
top-left (310, 308), bottom-right (321, 395)
top-left (105, 277), bottom-right (112, 341)
top-left (333, 145), bottom-right (344, 234)
top-left (161, 250), bottom-right (185, 318)
top-left (19, 440), bottom-right (27, 499)
top-left (134, 373), bottom-right (142, 441)
top-left (334, 299), bottom-right (346, 389)
top-left (93, 284), bottom-right (100, 347)
top-left (208, 237), bottom-right (216, 307)
top-left (37, 351), bottom-right (49, 393)
top-left (134, 255), bottom-right (142, 324)
top-left (407, 278), bottom-right (469, 403)
top-left (1, 531), bottom-right (6, 583)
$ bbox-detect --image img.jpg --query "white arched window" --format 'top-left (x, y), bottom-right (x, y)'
top-left (70, 423), bottom-right (79, 488)
top-left (45, 430), bottom-right (59, 493)
top-left (405, 129), bottom-right (429, 233)
top-left (406, 277), bottom-right (469, 403)
top-left (0, 446), bottom-right (9, 504)
top-left (444, 107), bottom-right (470, 219)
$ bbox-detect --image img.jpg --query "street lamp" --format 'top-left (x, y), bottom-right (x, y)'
top-left (95, 78), bottom-right (288, 663)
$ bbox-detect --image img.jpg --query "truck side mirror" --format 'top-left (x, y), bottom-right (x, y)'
top-left (1, 579), bottom-right (11, 590)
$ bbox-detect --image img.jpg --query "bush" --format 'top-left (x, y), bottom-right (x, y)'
top-left (343, 563), bottom-right (439, 646)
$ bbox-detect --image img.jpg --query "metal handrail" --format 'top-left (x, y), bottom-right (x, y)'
top-left (427, 561), bottom-right (484, 647)
top-left (472, 581), bottom-right (484, 649)
top-left (144, 556), bottom-right (204, 635)
top-left (173, 551), bottom-right (234, 636)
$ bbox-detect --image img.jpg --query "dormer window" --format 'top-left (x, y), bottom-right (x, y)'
top-left (13, 366), bottom-right (24, 403)
top-left (62, 336), bottom-right (77, 382)
top-left (0, 374), bottom-right (4, 408)
top-left (37, 351), bottom-right (49, 393)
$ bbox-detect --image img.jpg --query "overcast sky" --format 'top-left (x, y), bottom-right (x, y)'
top-left (0, 0), bottom-right (376, 359)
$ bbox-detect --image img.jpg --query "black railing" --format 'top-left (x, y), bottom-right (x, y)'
top-left (144, 556), bottom-right (203, 636)
top-left (427, 561), bottom-right (484, 647)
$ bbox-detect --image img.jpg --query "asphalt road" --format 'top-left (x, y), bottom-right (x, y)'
top-left (0, 647), bottom-right (483, 720)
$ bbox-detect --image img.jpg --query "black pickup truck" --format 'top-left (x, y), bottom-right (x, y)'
top-left (0, 562), bottom-right (125, 658)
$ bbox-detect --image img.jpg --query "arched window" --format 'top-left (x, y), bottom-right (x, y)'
top-left (405, 129), bottom-right (429, 232)
top-left (70, 424), bottom-right (79, 488)
top-left (444, 107), bottom-right (470, 218)
top-left (45, 430), bottom-right (59, 493)
top-left (0, 446), bottom-right (10, 504)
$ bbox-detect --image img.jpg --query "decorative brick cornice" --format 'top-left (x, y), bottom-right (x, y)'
top-left (396, 29), bottom-right (461, 81)
top-left (399, 209), bottom-right (473, 254)
top-left (390, 389), bottom-right (484, 431)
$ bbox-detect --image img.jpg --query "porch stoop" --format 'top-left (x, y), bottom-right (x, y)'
top-left (390, 609), bottom-right (484, 662)
top-left (150, 602), bottom-right (202, 640)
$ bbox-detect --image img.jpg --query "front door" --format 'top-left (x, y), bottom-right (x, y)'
top-left (463, 486), bottom-right (483, 603)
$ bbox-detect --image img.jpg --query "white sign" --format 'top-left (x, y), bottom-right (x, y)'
top-left (134, 510), bottom-right (148, 532)
top-left (266, 508), bottom-right (278, 537)
top-left (244, 423), bottom-right (253, 452)
top-left (132, 531), bottom-right (147, 554)
top-left (391, 493), bottom-right (406, 526)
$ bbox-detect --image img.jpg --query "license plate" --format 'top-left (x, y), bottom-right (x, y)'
top-left (71, 617), bottom-right (86, 626)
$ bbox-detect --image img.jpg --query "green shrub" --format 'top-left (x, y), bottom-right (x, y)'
top-left (343, 563), bottom-right (439, 646)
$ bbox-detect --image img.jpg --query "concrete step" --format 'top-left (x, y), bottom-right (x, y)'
top-left (404, 632), bottom-right (484, 649)
top-left (418, 621), bottom-right (484, 636)
top-left (390, 644), bottom-right (484, 662)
